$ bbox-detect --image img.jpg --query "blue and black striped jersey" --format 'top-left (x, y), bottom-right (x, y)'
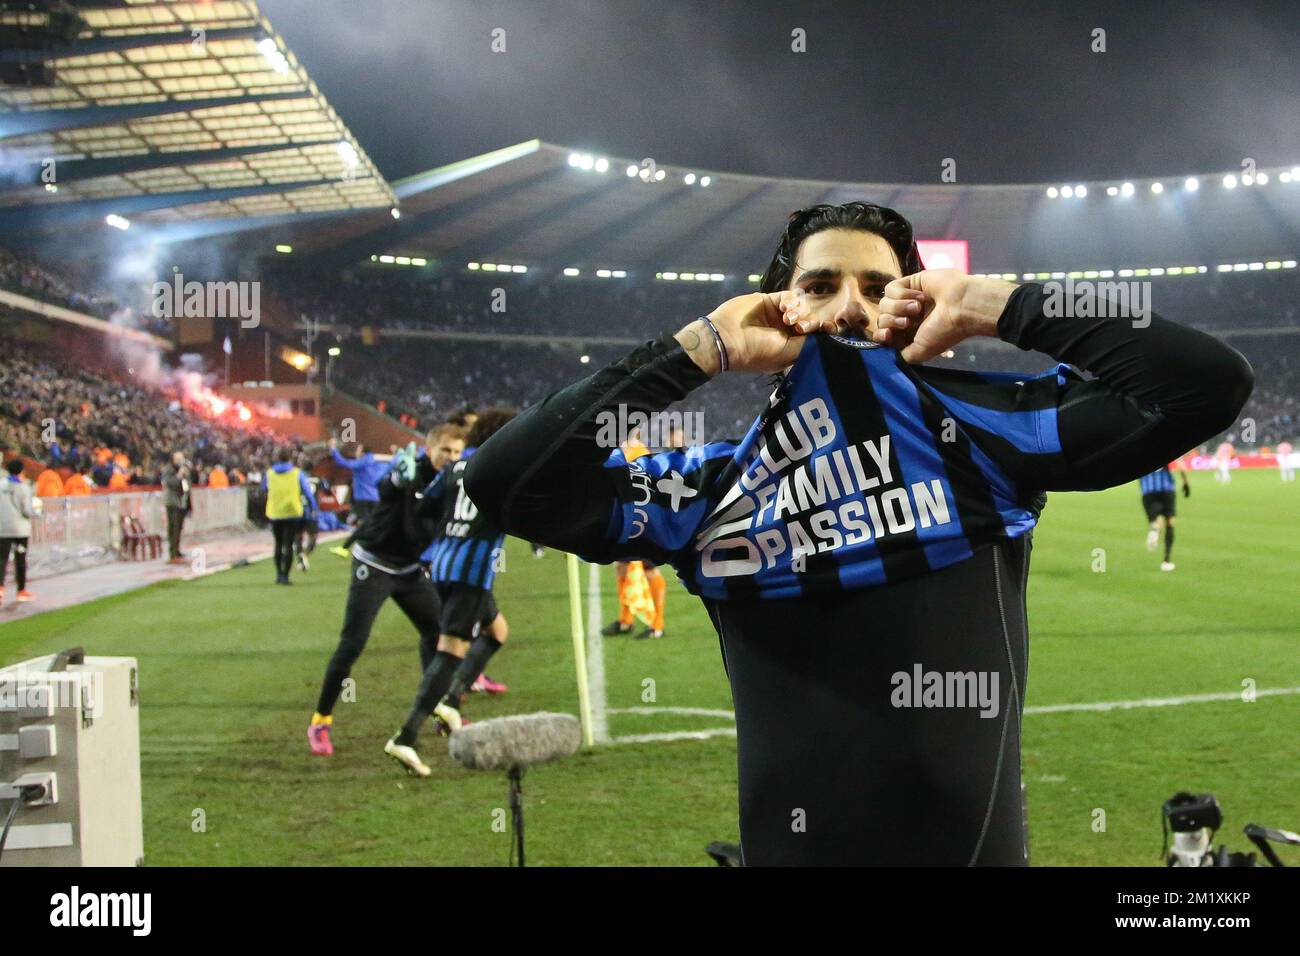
top-left (587, 334), bottom-right (1072, 600)
top-left (422, 448), bottom-right (506, 590)
top-left (1139, 466), bottom-right (1177, 495)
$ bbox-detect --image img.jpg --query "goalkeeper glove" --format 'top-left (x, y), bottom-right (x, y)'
top-left (392, 441), bottom-right (419, 482)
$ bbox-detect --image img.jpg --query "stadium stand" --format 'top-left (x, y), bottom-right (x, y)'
top-left (271, 263), bottom-right (1300, 337)
top-left (0, 334), bottom-right (291, 485)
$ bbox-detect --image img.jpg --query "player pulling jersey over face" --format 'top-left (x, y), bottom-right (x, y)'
top-left (463, 201), bottom-right (1253, 865)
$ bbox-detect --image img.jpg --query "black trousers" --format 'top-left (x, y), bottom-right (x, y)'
top-left (343, 498), bottom-right (377, 547)
top-left (315, 559), bottom-right (442, 716)
top-left (0, 537), bottom-right (27, 591)
top-left (270, 518), bottom-right (302, 577)
top-left (296, 518), bottom-right (317, 556)
top-left (165, 506), bottom-right (186, 559)
top-left (709, 538), bottom-right (1032, 866)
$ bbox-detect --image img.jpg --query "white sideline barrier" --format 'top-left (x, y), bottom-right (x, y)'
top-left (26, 487), bottom-right (249, 564)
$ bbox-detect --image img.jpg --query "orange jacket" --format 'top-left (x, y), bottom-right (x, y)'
top-left (208, 468), bottom-right (229, 489)
top-left (35, 469), bottom-right (65, 497)
top-left (108, 470), bottom-right (130, 490)
top-left (64, 474), bottom-right (92, 496)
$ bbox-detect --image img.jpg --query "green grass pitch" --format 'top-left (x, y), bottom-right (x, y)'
top-left (2, 469), bottom-right (1296, 865)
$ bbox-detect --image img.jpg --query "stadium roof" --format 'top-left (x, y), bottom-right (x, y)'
top-left (4, 1), bottom-right (1296, 277)
top-left (243, 140), bottom-right (1300, 277)
top-left (0, 0), bottom-right (395, 236)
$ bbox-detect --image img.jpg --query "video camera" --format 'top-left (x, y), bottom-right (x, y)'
top-left (1162, 791), bottom-right (1299, 866)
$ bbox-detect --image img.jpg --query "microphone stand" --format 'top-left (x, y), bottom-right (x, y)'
top-left (508, 765), bottom-right (525, 867)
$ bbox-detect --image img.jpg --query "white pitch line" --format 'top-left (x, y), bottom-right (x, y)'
top-left (608, 706), bottom-right (738, 719)
top-left (605, 687), bottom-right (1300, 741)
top-left (611, 728), bottom-right (737, 745)
top-left (1023, 686), bottom-right (1300, 714)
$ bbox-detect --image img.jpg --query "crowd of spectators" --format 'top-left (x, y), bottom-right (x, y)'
top-left (332, 332), bottom-right (1295, 449)
top-left (0, 244), bottom-right (170, 336)
top-left (333, 337), bottom-right (770, 442)
top-left (283, 265), bottom-right (1300, 447)
top-left (1, 245), bottom-right (121, 321)
top-left (4, 248), bottom-right (1293, 470)
top-left (0, 336), bottom-right (293, 489)
top-left (278, 265), bottom-right (1300, 340)
top-left (276, 267), bottom-right (727, 340)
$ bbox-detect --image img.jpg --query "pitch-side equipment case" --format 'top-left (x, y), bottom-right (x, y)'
top-left (0, 653), bottom-right (143, 866)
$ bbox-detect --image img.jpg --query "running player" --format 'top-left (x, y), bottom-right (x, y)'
top-left (295, 452), bottom-right (323, 572)
top-left (387, 408), bottom-right (517, 762)
top-left (1214, 438), bottom-right (1235, 483)
top-left (1140, 460), bottom-right (1190, 571)
top-left (417, 421), bottom-right (507, 696)
top-left (1276, 439), bottom-right (1294, 481)
top-left (307, 431), bottom-right (448, 773)
top-left (463, 202), bottom-right (1252, 865)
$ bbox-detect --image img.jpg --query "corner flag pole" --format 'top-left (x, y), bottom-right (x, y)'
top-left (566, 552), bottom-right (595, 747)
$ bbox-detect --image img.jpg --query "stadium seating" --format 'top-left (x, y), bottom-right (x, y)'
top-left (0, 336), bottom-right (291, 481)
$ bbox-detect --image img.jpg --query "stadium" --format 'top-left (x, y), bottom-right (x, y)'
top-left (0, 0), bottom-right (1296, 916)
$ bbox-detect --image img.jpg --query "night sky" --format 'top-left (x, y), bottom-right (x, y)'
top-left (259, 0), bottom-right (1300, 186)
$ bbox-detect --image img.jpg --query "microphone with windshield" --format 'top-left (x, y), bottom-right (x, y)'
top-left (449, 712), bottom-right (582, 866)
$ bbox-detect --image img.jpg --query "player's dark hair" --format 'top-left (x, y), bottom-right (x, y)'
top-left (275, 447), bottom-right (292, 464)
top-left (5, 458), bottom-right (24, 476)
top-left (465, 407), bottom-right (516, 448)
top-left (758, 201), bottom-right (924, 294)
top-left (447, 405), bottom-right (478, 428)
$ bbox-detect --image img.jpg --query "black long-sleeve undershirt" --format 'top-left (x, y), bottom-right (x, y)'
top-left (467, 283), bottom-right (1252, 555)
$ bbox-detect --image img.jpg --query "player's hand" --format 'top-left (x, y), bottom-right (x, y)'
top-left (675, 291), bottom-right (816, 376)
top-left (876, 271), bottom-right (1017, 364)
top-left (327, 437), bottom-right (337, 450)
top-left (1182, 483), bottom-right (1191, 498)
top-left (392, 441), bottom-right (418, 482)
